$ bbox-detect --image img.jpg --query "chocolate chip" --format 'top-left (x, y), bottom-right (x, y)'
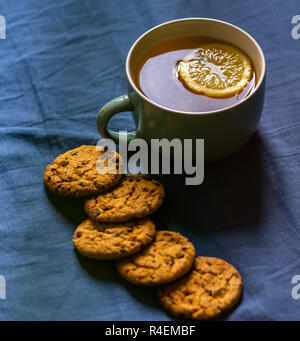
top-left (55, 184), bottom-right (62, 193)
top-left (165, 259), bottom-right (171, 264)
top-left (128, 227), bottom-right (133, 232)
top-left (163, 232), bottom-right (172, 236)
top-left (183, 290), bottom-right (191, 296)
top-left (76, 232), bottom-right (82, 238)
top-left (61, 161), bottom-right (69, 167)
top-left (176, 251), bottom-right (185, 258)
top-left (92, 209), bottom-right (100, 216)
top-left (103, 206), bottom-right (111, 211)
top-left (51, 168), bottom-right (56, 172)
top-left (209, 290), bottom-right (213, 296)
top-left (82, 161), bottom-right (88, 165)
top-left (71, 152), bottom-right (78, 156)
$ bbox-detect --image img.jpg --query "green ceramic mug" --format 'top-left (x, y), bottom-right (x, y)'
top-left (97, 18), bottom-right (266, 162)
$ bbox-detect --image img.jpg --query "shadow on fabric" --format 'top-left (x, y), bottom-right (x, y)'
top-left (154, 132), bottom-right (265, 236)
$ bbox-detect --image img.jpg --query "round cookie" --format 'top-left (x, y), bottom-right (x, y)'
top-left (84, 174), bottom-right (165, 222)
top-left (44, 145), bottom-right (122, 197)
top-left (158, 256), bottom-right (243, 320)
top-left (73, 217), bottom-right (156, 259)
top-left (116, 231), bottom-right (195, 286)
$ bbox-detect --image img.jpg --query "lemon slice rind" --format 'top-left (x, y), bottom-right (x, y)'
top-left (178, 43), bottom-right (252, 98)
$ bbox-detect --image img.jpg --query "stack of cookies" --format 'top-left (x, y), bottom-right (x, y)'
top-left (44, 145), bottom-right (243, 320)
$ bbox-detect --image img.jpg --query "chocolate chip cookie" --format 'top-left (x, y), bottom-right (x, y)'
top-left (73, 217), bottom-right (156, 259)
top-left (158, 256), bottom-right (243, 320)
top-left (44, 145), bottom-right (122, 197)
top-left (84, 174), bottom-right (165, 222)
top-left (116, 230), bottom-right (195, 286)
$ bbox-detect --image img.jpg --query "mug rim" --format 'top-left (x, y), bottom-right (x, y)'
top-left (126, 17), bottom-right (266, 116)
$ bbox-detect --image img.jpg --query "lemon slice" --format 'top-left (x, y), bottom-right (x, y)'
top-left (178, 43), bottom-right (252, 97)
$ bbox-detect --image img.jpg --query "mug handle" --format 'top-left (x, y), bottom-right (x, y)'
top-left (97, 94), bottom-right (136, 144)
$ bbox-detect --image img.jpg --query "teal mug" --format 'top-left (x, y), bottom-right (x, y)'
top-left (97, 18), bottom-right (266, 162)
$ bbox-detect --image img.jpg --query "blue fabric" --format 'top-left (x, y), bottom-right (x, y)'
top-left (0, 0), bottom-right (299, 321)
